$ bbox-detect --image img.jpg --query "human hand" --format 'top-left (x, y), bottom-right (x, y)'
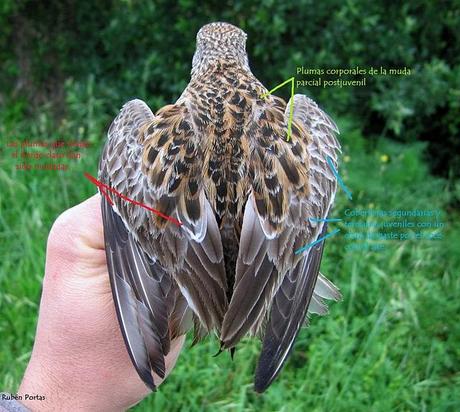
top-left (19, 194), bottom-right (184, 411)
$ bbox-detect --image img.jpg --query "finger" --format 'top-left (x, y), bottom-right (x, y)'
top-left (74, 193), bottom-right (105, 251)
top-left (48, 193), bottom-right (104, 251)
top-left (46, 194), bottom-right (106, 286)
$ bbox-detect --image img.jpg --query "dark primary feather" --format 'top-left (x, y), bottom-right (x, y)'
top-left (255, 224), bottom-right (328, 393)
top-left (101, 196), bottom-right (166, 390)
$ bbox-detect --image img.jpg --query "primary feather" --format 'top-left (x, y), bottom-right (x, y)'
top-left (98, 21), bottom-right (341, 392)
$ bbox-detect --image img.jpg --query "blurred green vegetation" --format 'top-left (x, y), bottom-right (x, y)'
top-left (1, 1), bottom-right (459, 411)
top-left (1, 0), bottom-right (459, 182)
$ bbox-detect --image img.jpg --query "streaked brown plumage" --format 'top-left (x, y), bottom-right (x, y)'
top-left (98, 22), bottom-right (341, 392)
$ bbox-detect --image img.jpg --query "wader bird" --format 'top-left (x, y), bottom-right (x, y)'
top-left (98, 22), bottom-right (341, 393)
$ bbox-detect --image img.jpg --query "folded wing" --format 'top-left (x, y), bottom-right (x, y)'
top-left (99, 99), bottom-right (227, 390)
top-left (254, 94), bottom-right (341, 392)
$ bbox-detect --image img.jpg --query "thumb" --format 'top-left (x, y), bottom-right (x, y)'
top-left (46, 193), bottom-right (107, 284)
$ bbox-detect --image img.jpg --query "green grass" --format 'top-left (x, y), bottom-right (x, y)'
top-left (0, 114), bottom-right (459, 411)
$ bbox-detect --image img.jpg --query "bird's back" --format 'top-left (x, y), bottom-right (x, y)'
top-left (182, 62), bottom-right (269, 297)
top-left (184, 62), bottom-right (259, 226)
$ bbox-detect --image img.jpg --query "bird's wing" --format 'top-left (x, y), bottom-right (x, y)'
top-left (219, 91), bottom-right (340, 389)
top-left (98, 99), bottom-right (226, 390)
top-left (255, 94), bottom-right (341, 392)
top-left (220, 93), bottom-right (309, 348)
top-left (102, 194), bottom-right (171, 390)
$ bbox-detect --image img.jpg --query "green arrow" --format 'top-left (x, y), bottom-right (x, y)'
top-left (260, 76), bottom-right (295, 142)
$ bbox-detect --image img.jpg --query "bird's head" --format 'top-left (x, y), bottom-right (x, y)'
top-left (191, 22), bottom-right (250, 76)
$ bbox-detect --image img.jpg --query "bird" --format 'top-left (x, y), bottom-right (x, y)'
top-left (98, 21), bottom-right (342, 393)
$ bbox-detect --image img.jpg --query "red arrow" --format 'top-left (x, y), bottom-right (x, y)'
top-left (84, 172), bottom-right (182, 227)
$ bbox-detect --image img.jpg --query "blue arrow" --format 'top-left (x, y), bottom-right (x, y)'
top-left (326, 156), bottom-right (352, 200)
top-left (294, 228), bottom-right (341, 255)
